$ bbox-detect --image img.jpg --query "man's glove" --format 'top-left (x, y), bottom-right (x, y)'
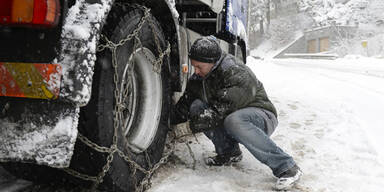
top-left (190, 108), bottom-right (222, 133)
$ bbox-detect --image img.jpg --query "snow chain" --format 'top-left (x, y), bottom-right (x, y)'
top-left (62, 5), bottom-right (176, 192)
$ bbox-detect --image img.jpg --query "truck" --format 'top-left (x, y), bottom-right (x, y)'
top-left (0, 0), bottom-right (249, 191)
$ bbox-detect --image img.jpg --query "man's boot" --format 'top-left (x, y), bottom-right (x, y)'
top-left (205, 150), bottom-right (242, 166)
top-left (275, 164), bottom-right (302, 190)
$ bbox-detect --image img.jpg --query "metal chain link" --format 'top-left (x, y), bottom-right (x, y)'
top-left (135, 136), bottom-right (178, 191)
top-left (62, 168), bottom-right (98, 182)
top-left (97, 5), bottom-right (151, 52)
top-left (63, 4), bottom-right (177, 192)
top-left (78, 133), bottom-right (112, 153)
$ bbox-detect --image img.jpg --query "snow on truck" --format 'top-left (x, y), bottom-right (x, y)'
top-left (0, 0), bottom-right (248, 191)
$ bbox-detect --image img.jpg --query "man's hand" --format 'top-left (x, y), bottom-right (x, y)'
top-left (190, 108), bottom-right (222, 133)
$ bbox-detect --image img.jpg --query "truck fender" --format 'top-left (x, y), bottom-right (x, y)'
top-left (57, 0), bottom-right (114, 106)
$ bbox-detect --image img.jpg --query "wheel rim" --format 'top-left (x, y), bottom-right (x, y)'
top-left (121, 47), bottom-right (162, 153)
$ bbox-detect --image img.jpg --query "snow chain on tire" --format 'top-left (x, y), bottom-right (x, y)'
top-left (61, 4), bottom-right (177, 192)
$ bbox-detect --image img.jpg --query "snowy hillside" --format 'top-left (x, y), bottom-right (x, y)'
top-left (250, 0), bottom-right (384, 58)
top-left (149, 56), bottom-right (384, 192)
top-left (299, 0), bottom-right (369, 26)
top-left (298, 0), bottom-right (384, 26)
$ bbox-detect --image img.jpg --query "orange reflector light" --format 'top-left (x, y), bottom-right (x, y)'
top-left (182, 63), bottom-right (189, 74)
top-left (11, 0), bottom-right (34, 23)
top-left (46, 0), bottom-right (57, 23)
top-left (0, 62), bottom-right (62, 99)
top-left (0, 0), bottom-right (60, 27)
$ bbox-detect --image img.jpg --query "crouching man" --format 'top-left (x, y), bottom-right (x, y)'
top-left (171, 36), bottom-right (302, 190)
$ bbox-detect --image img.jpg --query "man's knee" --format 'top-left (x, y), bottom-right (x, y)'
top-left (224, 108), bottom-right (267, 133)
top-left (223, 111), bottom-right (244, 132)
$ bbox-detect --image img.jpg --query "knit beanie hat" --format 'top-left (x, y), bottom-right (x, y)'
top-left (188, 36), bottom-right (222, 63)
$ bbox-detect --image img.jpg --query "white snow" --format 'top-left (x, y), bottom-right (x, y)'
top-left (165, 0), bottom-right (179, 19)
top-left (62, 1), bottom-right (107, 42)
top-left (236, 18), bottom-right (248, 44)
top-left (298, 0), bottom-right (378, 26)
top-left (58, 0), bottom-right (112, 105)
top-left (0, 111), bottom-right (79, 167)
top-left (251, 31), bottom-right (304, 59)
top-left (47, 69), bottom-right (61, 95)
top-left (200, 109), bottom-right (213, 119)
top-left (226, 0), bottom-right (234, 33)
top-left (150, 56), bottom-right (384, 192)
top-left (50, 116), bottom-right (78, 137)
top-left (226, 0), bottom-right (248, 40)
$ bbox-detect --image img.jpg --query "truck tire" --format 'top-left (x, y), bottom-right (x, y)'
top-left (70, 7), bottom-right (171, 191)
top-left (0, 6), bottom-right (170, 192)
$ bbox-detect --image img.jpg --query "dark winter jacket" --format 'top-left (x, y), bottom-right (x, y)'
top-left (171, 53), bottom-right (277, 132)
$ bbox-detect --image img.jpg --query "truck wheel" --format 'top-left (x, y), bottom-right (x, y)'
top-left (70, 7), bottom-right (170, 191)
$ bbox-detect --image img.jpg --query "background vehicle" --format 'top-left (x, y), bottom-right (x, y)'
top-left (0, 0), bottom-right (249, 191)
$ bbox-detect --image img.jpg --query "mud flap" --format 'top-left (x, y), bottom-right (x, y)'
top-left (0, 98), bottom-right (79, 168)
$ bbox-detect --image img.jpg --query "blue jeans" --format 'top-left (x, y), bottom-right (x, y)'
top-left (190, 100), bottom-right (296, 177)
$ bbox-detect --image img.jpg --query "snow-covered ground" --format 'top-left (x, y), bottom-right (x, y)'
top-left (149, 56), bottom-right (384, 192)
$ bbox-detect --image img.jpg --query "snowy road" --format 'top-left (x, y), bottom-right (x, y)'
top-left (1, 57), bottom-right (384, 191)
top-left (271, 57), bottom-right (384, 158)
